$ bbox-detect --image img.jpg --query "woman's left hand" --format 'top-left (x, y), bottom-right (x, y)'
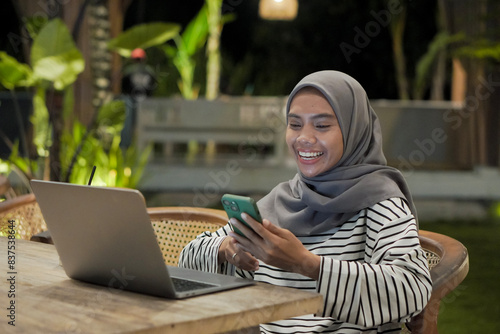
top-left (229, 213), bottom-right (321, 280)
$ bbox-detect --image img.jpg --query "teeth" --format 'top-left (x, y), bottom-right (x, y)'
top-left (299, 151), bottom-right (323, 159)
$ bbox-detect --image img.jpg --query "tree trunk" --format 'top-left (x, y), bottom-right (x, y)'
top-left (445, 0), bottom-right (500, 167)
top-left (88, 0), bottom-right (113, 110)
top-left (62, 0), bottom-right (131, 124)
top-left (430, 0), bottom-right (448, 100)
top-left (108, 1), bottom-right (132, 96)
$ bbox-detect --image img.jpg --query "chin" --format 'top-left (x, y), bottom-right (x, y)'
top-left (298, 167), bottom-right (321, 178)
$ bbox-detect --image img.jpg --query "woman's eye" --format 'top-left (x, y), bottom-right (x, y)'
top-left (316, 124), bottom-right (331, 129)
top-left (289, 123), bottom-right (301, 129)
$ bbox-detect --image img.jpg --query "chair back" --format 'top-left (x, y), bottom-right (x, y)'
top-left (407, 230), bottom-right (469, 333)
top-left (0, 193), bottom-right (48, 241)
top-left (147, 206), bottom-right (228, 265)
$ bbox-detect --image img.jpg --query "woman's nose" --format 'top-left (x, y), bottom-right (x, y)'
top-left (297, 127), bottom-right (316, 144)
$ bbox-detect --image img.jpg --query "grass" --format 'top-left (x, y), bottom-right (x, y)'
top-left (419, 218), bottom-right (500, 333)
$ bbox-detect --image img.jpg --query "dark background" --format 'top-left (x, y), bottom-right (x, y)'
top-left (1, 0), bottom-right (439, 99)
top-left (122, 0), bottom-right (439, 99)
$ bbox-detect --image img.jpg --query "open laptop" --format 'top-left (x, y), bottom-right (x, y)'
top-left (30, 179), bottom-right (253, 299)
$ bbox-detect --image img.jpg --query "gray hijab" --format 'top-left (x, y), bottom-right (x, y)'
top-left (257, 71), bottom-right (417, 236)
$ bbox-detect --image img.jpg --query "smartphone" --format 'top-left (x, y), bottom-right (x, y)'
top-left (221, 194), bottom-right (263, 237)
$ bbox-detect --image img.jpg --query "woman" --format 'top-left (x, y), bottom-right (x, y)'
top-left (179, 71), bottom-right (432, 333)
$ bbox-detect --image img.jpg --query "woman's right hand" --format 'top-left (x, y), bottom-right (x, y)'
top-left (219, 236), bottom-right (259, 271)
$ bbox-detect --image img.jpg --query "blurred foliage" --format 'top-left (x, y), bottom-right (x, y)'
top-left (456, 39), bottom-right (500, 62)
top-left (413, 32), bottom-right (465, 99)
top-left (0, 18), bottom-right (151, 189)
top-left (58, 100), bottom-right (152, 188)
top-left (109, 7), bottom-right (207, 99)
top-left (110, 0), bottom-right (233, 100)
top-left (30, 18), bottom-right (85, 90)
top-left (0, 52), bottom-right (34, 89)
top-left (163, 4), bottom-right (209, 99)
top-left (490, 201), bottom-right (500, 220)
top-left (108, 22), bottom-right (181, 57)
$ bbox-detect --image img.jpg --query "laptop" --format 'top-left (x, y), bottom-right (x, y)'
top-left (30, 179), bottom-right (253, 299)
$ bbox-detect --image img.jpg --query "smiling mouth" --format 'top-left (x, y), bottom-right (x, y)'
top-left (298, 151), bottom-right (324, 160)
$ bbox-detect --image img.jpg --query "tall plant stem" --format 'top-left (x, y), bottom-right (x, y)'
top-left (206, 0), bottom-right (222, 100)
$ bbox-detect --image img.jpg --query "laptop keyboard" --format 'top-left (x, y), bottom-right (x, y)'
top-left (171, 277), bottom-right (218, 292)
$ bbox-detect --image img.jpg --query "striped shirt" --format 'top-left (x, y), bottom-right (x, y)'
top-left (179, 197), bottom-right (432, 333)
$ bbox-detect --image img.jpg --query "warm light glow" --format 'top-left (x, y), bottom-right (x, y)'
top-left (259, 0), bottom-right (298, 21)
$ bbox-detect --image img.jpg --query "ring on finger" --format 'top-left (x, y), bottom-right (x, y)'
top-left (232, 252), bottom-right (238, 260)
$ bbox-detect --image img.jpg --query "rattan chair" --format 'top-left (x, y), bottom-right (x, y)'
top-left (147, 206), bottom-right (229, 266)
top-left (406, 230), bottom-right (469, 334)
top-left (0, 193), bottom-right (50, 242)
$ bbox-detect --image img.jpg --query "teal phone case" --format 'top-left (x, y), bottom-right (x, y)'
top-left (221, 194), bottom-right (263, 237)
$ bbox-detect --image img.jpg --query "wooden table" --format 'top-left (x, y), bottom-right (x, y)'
top-left (0, 237), bottom-right (322, 333)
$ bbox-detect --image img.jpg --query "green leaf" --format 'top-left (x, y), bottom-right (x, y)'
top-left (129, 143), bottom-right (153, 187)
top-left (96, 100), bottom-right (126, 128)
top-left (221, 13), bottom-right (236, 26)
top-left (31, 18), bottom-right (84, 90)
top-left (31, 86), bottom-right (51, 157)
top-left (108, 22), bottom-right (181, 57)
top-left (162, 44), bottom-right (177, 58)
top-left (182, 5), bottom-right (209, 56)
top-left (413, 31), bottom-right (450, 97)
top-left (0, 51), bottom-right (34, 89)
top-left (7, 141), bottom-right (32, 177)
top-left (457, 39), bottom-right (500, 61)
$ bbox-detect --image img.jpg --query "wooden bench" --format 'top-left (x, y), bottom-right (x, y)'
top-left (136, 98), bottom-right (494, 201)
top-left (137, 96), bottom-right (289, 166)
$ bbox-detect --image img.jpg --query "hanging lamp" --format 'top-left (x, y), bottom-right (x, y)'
top-left (259, 0), bottom-right (298, 21)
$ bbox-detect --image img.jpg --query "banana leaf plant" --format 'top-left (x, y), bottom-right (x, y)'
top-left (163, 5), bottom-right (210, 99)
top-left (108, 1), bottom-right (233, 100)
top-left (0, 18), bottom-right (83, 181)
top-left (108, 22), bottom-right (181, 58)
top-left (0, 18), bottom-right (151, 189)
top-left (107, 15), bottom-right (205, 99)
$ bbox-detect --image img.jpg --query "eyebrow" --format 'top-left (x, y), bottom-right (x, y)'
top-left (287, 113), bottom-right (337, 120)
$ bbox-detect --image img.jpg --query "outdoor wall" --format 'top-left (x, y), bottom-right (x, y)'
top-left (138, 97), bottom-right (470, 172)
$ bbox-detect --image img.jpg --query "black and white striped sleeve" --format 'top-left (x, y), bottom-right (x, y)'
top-left (177, 223), bottom-right (255, 279)
top-left (316, 198), bottom-right (432, 327)
top-left (177, 223), bottom-right (232, 273)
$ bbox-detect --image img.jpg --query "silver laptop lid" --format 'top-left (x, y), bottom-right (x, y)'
top-left (30, 180), bottom-right (175, 297)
